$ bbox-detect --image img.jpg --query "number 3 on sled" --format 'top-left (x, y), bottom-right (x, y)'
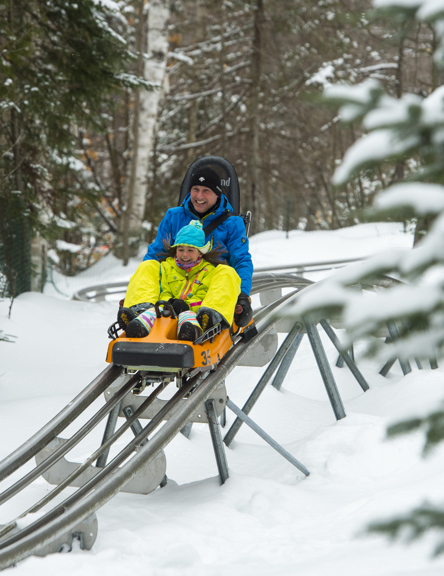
top-left (201, 350), bottom-right (211, 366)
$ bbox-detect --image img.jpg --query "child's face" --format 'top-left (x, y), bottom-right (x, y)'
top-left (176, 246), bottom-right (201, 264)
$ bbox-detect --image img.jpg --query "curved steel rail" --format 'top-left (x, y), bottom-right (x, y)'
top-left (0, 364), bottom-right (123, 483)
top-left (0, 379), bottom-right (171, 542)
top-left (3, 257), bottom-right (401, 571)
top-left (0, 265), bottom-right (404, 569)
top-left (0, 286), bottom-right (297, 570)
top-left (0, 373), bottom-right (139, 506)
top-left (72, 257), bottom-right (360, 302)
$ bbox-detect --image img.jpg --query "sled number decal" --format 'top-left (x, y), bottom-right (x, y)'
top-left (201, 350), bottom-right (211, 365)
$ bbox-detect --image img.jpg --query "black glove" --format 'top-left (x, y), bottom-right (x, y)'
top-left (168, 298), bottom-right (190, 316)
top-left (234, 292), bottom-right (253, 327)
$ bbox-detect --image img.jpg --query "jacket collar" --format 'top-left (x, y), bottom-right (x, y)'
top-left (167, 256), bottom-right (209, 276)
top-left (182, 193), bottom-right (233, 222)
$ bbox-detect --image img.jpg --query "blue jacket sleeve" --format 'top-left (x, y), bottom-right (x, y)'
top-left (224, 217), bottom-right (253, 295)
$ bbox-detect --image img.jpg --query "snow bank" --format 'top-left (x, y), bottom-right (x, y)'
top-left (2, 224), bottom-right (444, 576)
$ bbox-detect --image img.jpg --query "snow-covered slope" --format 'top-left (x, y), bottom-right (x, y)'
top-left (2, 223), bottom-right (444, 576)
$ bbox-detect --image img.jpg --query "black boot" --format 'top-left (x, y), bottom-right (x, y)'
top-left (177, 321), bottom-right (203, 342)
top-left (196, 307), bottom-right (229, 332)
top-left (126, 318), bottom-right (149, 338)
top-left (117, 302), bottom-right (152, 331)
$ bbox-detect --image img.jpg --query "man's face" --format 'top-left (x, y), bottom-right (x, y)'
top-left (190, 186), bottom-right (219, 213)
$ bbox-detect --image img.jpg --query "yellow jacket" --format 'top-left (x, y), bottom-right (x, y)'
top-left (160, 257), bottom-right (215, 312)
top-left (124, 258), bottom-right (241, 325)
top-left (160, 257), bottom-right (241, 324)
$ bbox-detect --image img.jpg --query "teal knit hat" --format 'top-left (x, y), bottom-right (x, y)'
top-left (171, 220), bottom-right (211, 254)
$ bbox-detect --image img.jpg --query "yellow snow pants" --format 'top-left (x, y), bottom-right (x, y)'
top-left (123, 260), bottom-right (241, 325)
top-left (200, 265), bottom-right (241, 325)
top-left (124, 261), bottom-right (161, 309)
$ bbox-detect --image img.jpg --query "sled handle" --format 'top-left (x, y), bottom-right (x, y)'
top-left (154, 300), bottom-right (177, 319)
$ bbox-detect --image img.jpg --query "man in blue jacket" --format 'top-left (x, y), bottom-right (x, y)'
top-left (119, 166), bottom-right (253, 330)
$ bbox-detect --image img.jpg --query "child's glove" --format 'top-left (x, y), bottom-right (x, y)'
top-left (234, 293), bottom-right (253, 327)
top-left (168, 298), bottom-right (190, 316)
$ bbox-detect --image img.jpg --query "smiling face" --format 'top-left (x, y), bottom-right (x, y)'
top-left (176, 245), bottom-right (201, 264)
top-left (190, 185), bottom-right (219, 214)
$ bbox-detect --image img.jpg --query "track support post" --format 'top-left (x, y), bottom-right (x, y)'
top-left (271, 332), bottom-right (304, 391)
top-left (122, 406), bottom-right (149, 446)
top-left (386, 321), bottom-right (412, 376)
top-left (303, 316), bottom-right (346, 421)
top-left (205, 399), bottom-right (229, 485)
top-left (226, 399), bottom-right (309, 476)
top-left (380, 356), bottom-right (396, 377)
top-left (96, 402), bottom-right (121, 468)
top-left (320, 319), bottom-right (369, 392)
top-left (336, 344), bottom-right (354, 367)
top-left (224, 322), bottom-right (303, 447)
top-left (180, 422), bottom-right (193, 438)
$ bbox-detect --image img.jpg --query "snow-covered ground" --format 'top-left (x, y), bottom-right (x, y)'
top-left (2, 222), bottom-right (444, 576)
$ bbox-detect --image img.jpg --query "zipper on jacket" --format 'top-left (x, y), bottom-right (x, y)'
top-left (179, 272), bottom-right (190, 300)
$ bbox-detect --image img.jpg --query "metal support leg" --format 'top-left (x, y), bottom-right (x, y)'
top-left (386, 321), bottom-right (411, 375)
top-left (320, 320), bottom-right (369, 392)
top-left (399, 321), bottom-right (423, 370)
top-left (336, 344), bottom-right (354, 367)
top-left (271, 333), bottom-right (304, 391)
top-left (219, 380), bottom-right (227, 427)
top-left (224, 322), bottom-right (303, 447)
top-left (205, 399), bottom-right (229, 485)
top-left (226, 399), bottom-right (309, 476)
top-left (430, 357), bottom-right (438, 370)
top-left (304, 317), bottom-right (346, 420)
top-left (123, 406), bottom-right (149, 446)
top-left (180, 422), bottom-right (193, 438)
top-left (220, 407), bottom-right (227, 428)
top-left (71, 531), bottom-right (85, 551)
top-left (96, 401), bottom-right (121, 468)
top-left (380, 357), bottom-right (397, 377)
top-left (336, 352), bottom-right (344, 368)
top-left (415, 358), bottom-right (423, 370)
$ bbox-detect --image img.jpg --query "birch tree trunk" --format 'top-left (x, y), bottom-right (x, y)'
top-left (122, 0), bottom-right (170, 265)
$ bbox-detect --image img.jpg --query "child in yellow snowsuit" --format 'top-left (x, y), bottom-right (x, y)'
top-left (125, 220), bottom-right (241, 341)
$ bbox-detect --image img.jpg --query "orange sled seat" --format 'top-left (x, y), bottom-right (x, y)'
top-left (106, 315), bottom-right (234, 371)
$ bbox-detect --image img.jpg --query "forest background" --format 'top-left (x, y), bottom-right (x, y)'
top-left (0, 0), bottom-right (437, 296)
top-left (4, 0), bottom-right (444, 558)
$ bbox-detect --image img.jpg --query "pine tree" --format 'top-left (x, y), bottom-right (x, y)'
top-left (0, 0), bottom-right (149, 291)
top-left (292, 0), bottom-right (444, 555)
top-left (152, 0), bottom-right (410, 233)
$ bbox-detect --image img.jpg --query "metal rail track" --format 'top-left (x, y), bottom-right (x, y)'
top-left (0, 364), bottom-right (123, 483)
top-left (72, 257), bottom-right (358, 303)
top-left (0, 278), bottom-right (303, 570)
top-left (0, 262), bottom-right (404, 570)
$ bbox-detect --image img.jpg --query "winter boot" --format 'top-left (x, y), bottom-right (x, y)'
top-left (177, 311), bottom-right (203, 342)
top-left (117, 302), bottom-right (153, 331)
top-left (196, 307), bottom-right (229, 332)
top-left (126, 308), bottom-right (157, 338)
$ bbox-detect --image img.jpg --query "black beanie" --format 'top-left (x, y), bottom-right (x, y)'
top-left (190, 167), bottom-right (223, 196)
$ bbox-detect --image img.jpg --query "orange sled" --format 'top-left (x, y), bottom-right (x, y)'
top-left (106, 300), bottom-right (256, 374)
